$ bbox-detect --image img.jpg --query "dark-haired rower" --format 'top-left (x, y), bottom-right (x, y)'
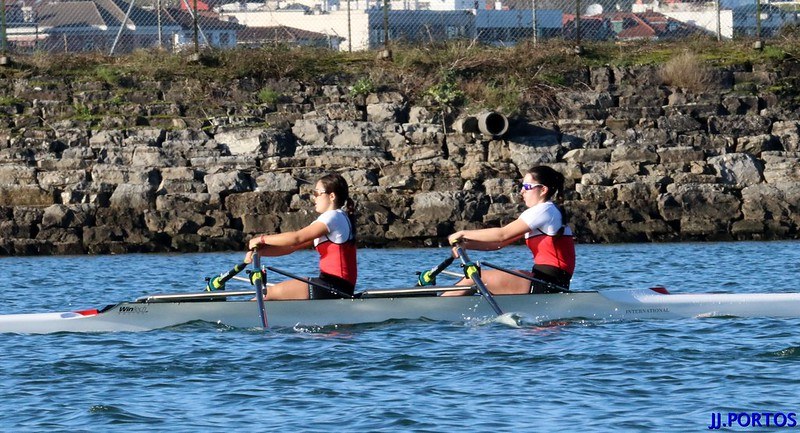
top-left (445, 165), bottom-right (575, 295)
top-left (246, 173), bottom-right (357, 300)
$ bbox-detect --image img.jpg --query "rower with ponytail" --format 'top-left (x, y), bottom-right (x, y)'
top-left (247, 172), bottom-right (358, 300)
top-left (445, 165), bottom-right (576, 295)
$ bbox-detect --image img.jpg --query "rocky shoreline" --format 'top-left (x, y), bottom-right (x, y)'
top-left (1, 63), bottom-right (799, 255)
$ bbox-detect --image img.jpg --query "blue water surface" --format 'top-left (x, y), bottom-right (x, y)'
top-left (1, 241), bottom-right (799, 432)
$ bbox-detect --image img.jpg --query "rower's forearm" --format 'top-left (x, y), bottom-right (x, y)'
top-left (461, 227), bottom-right (507, 245)
top-left (462, 240), bottom-right (505, 251)
top-left (260, 231), bottom-right (302, 247)
top-left (256, 244), bottom-right (299, 257)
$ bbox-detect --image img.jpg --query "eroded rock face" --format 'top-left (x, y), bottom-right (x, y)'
top-left (0, 65), bottom-right (799, 255)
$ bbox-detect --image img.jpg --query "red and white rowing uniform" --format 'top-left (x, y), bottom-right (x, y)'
top-left (314, 209), bottom-right (357, 287)
top-left (520, 201), bottom-right (575, 278)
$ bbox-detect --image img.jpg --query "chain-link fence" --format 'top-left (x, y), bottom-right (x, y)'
top-left (1, 0), bottom-right (799, 54)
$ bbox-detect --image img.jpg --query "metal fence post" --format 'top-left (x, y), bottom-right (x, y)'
top-left (755, 0), bottom-right (762, 39)
top-left (1, 0), bottom-right (7, 54)
top-left (157, 0), bottom-right (163, 49)
top-left (193, 0), bottom-right (199, 53)
top-left (575, 0), bottom-right (582, 52)
top-left (716, 0), bottom-right (722, 41)
top-left (348, 0), bottom-right (352, 52)
top-left (383, 0), bottom-right (389, 50)
top-left (531, 0), bottom-right (537, 45)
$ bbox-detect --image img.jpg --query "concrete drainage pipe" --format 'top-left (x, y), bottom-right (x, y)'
top-left (453, 112), bottom-right (509, 137)
top-left (476, 111), bottom-right (509, 137)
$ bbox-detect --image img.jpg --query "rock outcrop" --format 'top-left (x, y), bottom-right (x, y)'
top-left (1, 64), bottom-right (799, 255)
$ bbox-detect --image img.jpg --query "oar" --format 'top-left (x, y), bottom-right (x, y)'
top-left (481, 261), bottom-right (571, 293)
top-left (453, 244), bottom-right (503, 316)
top-left (205, 262), bottom-right (248, 291)
top-left (251, 250), bottom-right (268, 328)
top-left (416, 255), bottom-right (456, 286)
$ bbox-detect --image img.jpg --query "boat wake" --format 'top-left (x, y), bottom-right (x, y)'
top-left (488, 313), bottom-right (607, 330)
top-left (493, 313), bottom-right (523, 328)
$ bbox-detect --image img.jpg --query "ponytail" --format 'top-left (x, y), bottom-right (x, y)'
top-left (343, 197), bottom-right (357, 241)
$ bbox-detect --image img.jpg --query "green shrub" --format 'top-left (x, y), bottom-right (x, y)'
top-left (350, 77), bottom-right (375, 97)
top-left (94, 66), bottom-right (121, 86)
top-left (257, 88), bottom-right (281, 104)
top-left (425, 69), bottom-right (464, 108)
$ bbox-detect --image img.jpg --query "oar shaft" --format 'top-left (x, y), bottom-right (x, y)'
top-left (253, 252), bottom-right (268, 328)
top-left (206, 262), bottom-right (249, 291)
top-left (454, 246), bottom-right (503, 315)
top-left (432, 256), bottom-right (455, 275)
top-left (417, 255), bottom-right (456, 286)
top-left (218, 262), bottom-right (248, 284)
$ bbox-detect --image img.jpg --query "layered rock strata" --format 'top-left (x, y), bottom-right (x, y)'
top-left (0, 65), bottom-right (798, 255)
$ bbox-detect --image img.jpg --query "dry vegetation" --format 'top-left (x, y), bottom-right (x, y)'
top-left (1, 33), bottom-right (799, 116)
top-left (659, 51), bottom-right (714, 93)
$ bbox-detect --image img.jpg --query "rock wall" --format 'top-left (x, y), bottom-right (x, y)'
top-left (0, 64), bottom-right (799, 255)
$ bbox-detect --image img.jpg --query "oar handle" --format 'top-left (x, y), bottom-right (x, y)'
top-left (417, 255), bottom-right (456, 286)
top-left (453, 245), bottom-right (503, 316)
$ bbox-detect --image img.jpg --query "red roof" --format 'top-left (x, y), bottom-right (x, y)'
top-left (180, 0), bottom-right (210, 11)
top-left (564, 10), bottom-right (706, 40)
top-left (611, 13), bottom-right (657, 38)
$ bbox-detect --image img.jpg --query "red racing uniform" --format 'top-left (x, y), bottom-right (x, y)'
top-left (520, 201), bottom-right (575, 291)
top-left (314, 209), bottom-right (357, 290)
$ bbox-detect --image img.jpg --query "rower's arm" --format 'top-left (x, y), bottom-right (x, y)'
top-left (456, 219), bottom-right (529, 250)
top-left (461, 237), bottom-right (521, 251)
top-left (251, 222), bottom-right (327, 253)
top-left (255, 243), bottom-right (311, 257)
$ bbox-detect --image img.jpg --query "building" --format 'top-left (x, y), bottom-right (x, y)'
top-left (731, 3), bottom-right (798, 36)
top-left (3, 0), bottom-right (184, 53)
top-left (366, 9), bottom-right (475, 47)
top-left (476, 9), bottom-right (562, 45)
top-left (237, 25), bottom-right (346, 49)
top-left (164, 8), bottom-right (244, 48)
top-left (563, 10), bottom-right (712, 40)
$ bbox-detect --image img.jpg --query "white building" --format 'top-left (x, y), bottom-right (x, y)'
top-left (630, 0), bottom-right (800, 39)
top-left (224, 9), bottom-right (373, 49)
top-left (476, 9), bottom-right (562, 44)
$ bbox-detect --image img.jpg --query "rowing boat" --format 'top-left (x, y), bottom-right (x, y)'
top-left (2, 285), bottom-right (800, 334)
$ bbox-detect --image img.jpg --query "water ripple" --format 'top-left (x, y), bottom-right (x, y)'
top-left (1, 242), bottom-right (799, 431)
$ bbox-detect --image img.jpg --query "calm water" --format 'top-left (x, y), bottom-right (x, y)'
top-left (1, 241), bottom-right (799, 432)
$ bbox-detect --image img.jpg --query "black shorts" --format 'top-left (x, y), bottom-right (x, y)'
top-left (530, 265), bottom-right (571, 294)
top-left (308, 273), bottom-right (355, 299)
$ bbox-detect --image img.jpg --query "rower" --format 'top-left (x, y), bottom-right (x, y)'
top-left (245, 173), bottom-right (358, 300)
top-left (442, 165), bottom-right (575, 296)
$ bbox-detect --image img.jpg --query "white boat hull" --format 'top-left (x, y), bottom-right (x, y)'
top-left (2, 288), bottom-right (800, 334)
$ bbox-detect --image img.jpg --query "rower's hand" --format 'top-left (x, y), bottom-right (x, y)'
top-left (448, 233), bottom-right (464, 258)
top-left (448, 232), bottom-right (464, 246)
top-left (244, 250), bottom-right (254, 264)
top-left (248, 235), bottom-right (265, 250)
